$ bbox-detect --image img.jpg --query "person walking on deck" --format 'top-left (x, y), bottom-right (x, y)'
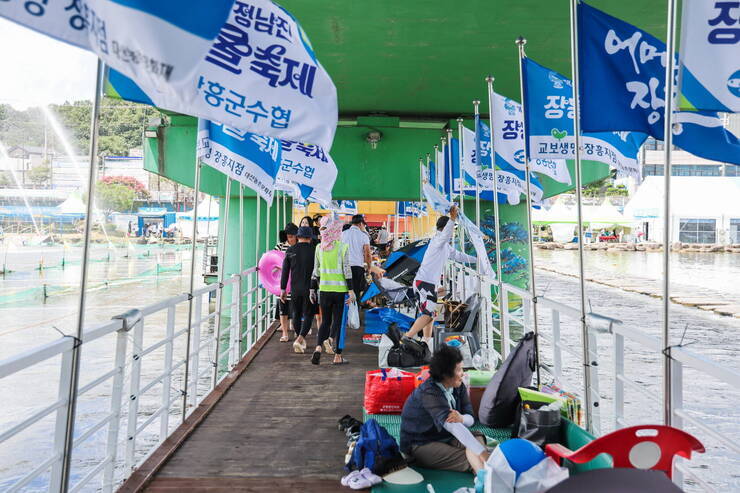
top-left (281, 226), bottom-right (316, 353)
top-left (275, 223), bottom-right (298, 342)
top-left (341, 214), bottom-right (371, 305)
top-left (311, 217), bottom-right (354, 365)
top-left (404, 205), bottom-right (476, 347)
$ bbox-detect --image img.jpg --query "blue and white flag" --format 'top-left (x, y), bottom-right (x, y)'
top-left (577, 1), bottom-right (740, 165)
top-left (332, 200), bottom-right (357, 214)
top-left (435, 146), bottom-right (446, 191)
top-left (429, 160), bottom-right (437, 188)
top-left (0, 1), bottom-right (232, 87)
top-left (522, 56), bottom-right (648, 179)
top-left (491, 93), bottom-right (572, 185)
top-left (197, 119), bottom-right (282, 204)
top-left (443, 138), bottom-right (460, 198)
top-left (475, 120), bottom-right (544, 205)
top-left (461, 126), bottom-right (479, 189)
top-left (679, 1), bottom-right (740, 112)
top-left (276, 139), bottom-right (337, 204)
top-left (105, 1), bottom-right (338, 150)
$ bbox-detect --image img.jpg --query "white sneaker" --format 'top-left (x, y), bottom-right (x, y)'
top-left (341, 470), bottom-right (362, 487)
top-left (360, 467), bottom-right (383, 485)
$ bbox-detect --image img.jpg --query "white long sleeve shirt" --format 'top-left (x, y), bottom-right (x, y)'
top-left (443, 415), bottom-right (486, 455)
top-left (414, 218), bottom-right (477, 287)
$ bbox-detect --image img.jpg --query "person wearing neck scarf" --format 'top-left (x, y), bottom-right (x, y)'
top-left (310, 217), bottom-right (354, 365)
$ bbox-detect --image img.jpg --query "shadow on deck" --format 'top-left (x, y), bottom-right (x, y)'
top-left (132, 324), bottom-right (376, 492)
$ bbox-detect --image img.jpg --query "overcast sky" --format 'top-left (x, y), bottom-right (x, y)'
top-left (0, 18), bottom-right (98, 110)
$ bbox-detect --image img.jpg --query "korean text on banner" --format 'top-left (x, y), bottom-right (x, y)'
top-left (521, 56), bottom-right (647, 180)
top-left (577, 2), bottom-right (740, 165)
top-left (0, 1), bottom-right (232, 88)
top-left (679, 1), bottom-right (740, 112)
top-left (197, 119), bottom-right (282, 203)
top-left (476, 120), bottom-right (544, 206)
top-left (105, 0), bottom-right (338, 150)
top-left (491, 93), bottom-right (572, 185)
top-left (276, 139), bottom-right (338, 204)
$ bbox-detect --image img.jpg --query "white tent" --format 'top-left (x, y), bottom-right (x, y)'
top-left (623, 177), bottom-right (740, 244)
top-left (56, 193), bottom-right (86, 214)
top-left (584, 202), bottom-right (629, 229)
top-left (177, 196), bottom-right (220, 239)
top-left (532, 202), bottom-right (576, 224)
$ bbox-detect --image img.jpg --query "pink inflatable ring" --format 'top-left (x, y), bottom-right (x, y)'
top-left (258, 250), bottom-right (290, 296)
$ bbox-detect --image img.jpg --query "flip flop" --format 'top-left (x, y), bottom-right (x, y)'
top-left (332, 358), bottom-right (350, 365)
top-left (293, 340), bottom-right (304, 353)
top-left (279, 336), bottom-right (289, 342)
top-left (311, 351), bottom-right (321, 365)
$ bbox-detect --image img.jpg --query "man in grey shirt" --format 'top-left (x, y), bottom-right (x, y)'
top-left (341, 214), bottom-right (371, 303)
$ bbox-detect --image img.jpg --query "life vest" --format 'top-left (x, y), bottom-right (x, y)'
top-left (318, 241), bottom-right (349, 292)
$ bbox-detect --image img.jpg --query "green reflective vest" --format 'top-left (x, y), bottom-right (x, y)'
top-left (317, 241), bottom-right (349, 292)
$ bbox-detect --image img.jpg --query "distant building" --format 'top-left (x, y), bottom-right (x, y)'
top-left (1, 145), bottom-right (46, 187)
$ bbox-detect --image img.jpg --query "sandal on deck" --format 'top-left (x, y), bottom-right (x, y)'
top-left (293, 340), bottom-right (305, 353)
top-left (279, 335), bottom-right (290, 342)
top-left (332, 358), bottom-right (349, 365)
top-left (311, 351), bottom-right (321, 365)
top-left (323, 339), bottom-right (335, 355)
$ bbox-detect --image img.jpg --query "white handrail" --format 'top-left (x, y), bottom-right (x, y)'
top-left (0, 266), bottom-right (268, 492)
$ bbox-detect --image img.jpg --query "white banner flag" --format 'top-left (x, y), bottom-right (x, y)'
top-left (104, 1), bottom-right (338, 150)
top-left (461, 126), bottom-right (479, 189)
top-left (276, 139), bottom-right (337, 204)
top-left (680, 1), bottom-right (740, 112)
top-left (0, 1), bottom-right (233, 86)
top-left (493, 92), bottom-right (572, 185)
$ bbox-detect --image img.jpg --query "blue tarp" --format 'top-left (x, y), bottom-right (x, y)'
top-left (364, 307), bottom-right (415, 334)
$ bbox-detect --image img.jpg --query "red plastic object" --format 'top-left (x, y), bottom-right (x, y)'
top-left (545, 425), bottom-right (704, 479)
top-left (364, 368), bottom-right (416, 414)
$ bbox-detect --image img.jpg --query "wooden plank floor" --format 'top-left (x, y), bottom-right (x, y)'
top-left (144, 323), bottom-right (376, 493)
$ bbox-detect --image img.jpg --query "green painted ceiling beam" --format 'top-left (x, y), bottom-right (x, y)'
top-left (278, 0), bottom-right (671, 117)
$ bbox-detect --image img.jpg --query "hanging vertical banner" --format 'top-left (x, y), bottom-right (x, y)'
top-left (435, 146), bottom-right (446, 188)
top-left (197, 119), bottom-right (282, 203)
top-left (104, 0), bottom-right (338, 150)
top-left (0, 1), bottom-right (233, 86)
top-left (476, 120), bottom-right (544, 205)
top-left (492, 93), bottom-right (572, 185)
top-left (522, 56), bottom-right (648, 179)
top-left (276, 139), bottom-right (337, 203)
top-left (461, 126), bottom-right (479, 189)
top-left (679, 1), bottom-right (740, 112)
top-left (577, 2), bottom-right (740, 165)
top-left (429, 159), bottom-right (437, 188)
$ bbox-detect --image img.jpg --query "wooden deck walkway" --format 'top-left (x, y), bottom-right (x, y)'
top-left (140, 324), bottom-right (376, 492)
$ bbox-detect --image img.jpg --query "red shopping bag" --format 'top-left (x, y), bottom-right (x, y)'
top-left (364, 368), bottom-right (416, 414)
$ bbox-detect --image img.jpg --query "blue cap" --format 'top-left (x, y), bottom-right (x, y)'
top-left (297, 226), bottom-right (314, 238)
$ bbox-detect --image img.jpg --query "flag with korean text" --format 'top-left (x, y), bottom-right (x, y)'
top-left (474, 120), bottom-right (544, 205)
top-left (0, 0), bottom-right (233, 89)
top-left (577, 1), bottom-right (740, 165)
top-left (679, 1), bottom-right (740, 112)
top-left (522, 56), bottom-right (648, 179)
top-left (276, 139), bottom-right (337, 204)
top-left (197, 119), bottom-right (282, 204)
top-left (105, 0), bottom-right (338, 150)
top-left (492, 93), bottom-right (572, 185)
top-left (443, 138), bottom-right (460, 199)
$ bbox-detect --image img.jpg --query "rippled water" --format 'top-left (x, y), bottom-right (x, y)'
top-left (532, 250), bottom-right (739, 491)
top-left (0, 246), bottom-right (737, 490)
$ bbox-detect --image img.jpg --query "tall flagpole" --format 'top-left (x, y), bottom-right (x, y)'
top-left (433, 145), bottom-right (441, 193)
top-left (569, 0), bottom-right (593, 433)
top-left (516, 37), bottom-right (542, 388)
top-left (473, 100), bottom-right (481, 228)
top-left (213, 178), bottom-right (232, 383)
top-left (425, 153), bottom-right (431, 237)
top-left (661, 0), bottom-right (678, 427)
top-left (485, 76), bottom-right (507, 358)
top-left (456, 118), bottom-right (466, 252)
top-left (59, 58), bottom-right (104, 492)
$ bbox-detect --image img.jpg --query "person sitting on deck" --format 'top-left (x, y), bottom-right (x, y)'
top-left (310, 217), bottom-right (355, 365)
top-left (404, 205), bottom-right (476, 347)
top-left (281, 226), bottom-right (316, 354)
top-left (400, 345), bottom-right (490, 473)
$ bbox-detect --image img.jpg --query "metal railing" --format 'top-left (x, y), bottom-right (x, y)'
top-left (0, 266), bottom-right (275, 492)
top-left (446, 260), bottom-right (740, 491)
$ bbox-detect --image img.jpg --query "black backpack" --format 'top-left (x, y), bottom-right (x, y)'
top-left (478, 332), bottom-right (537, 427)
top-left (386, 324), bottom-right (431, 368)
